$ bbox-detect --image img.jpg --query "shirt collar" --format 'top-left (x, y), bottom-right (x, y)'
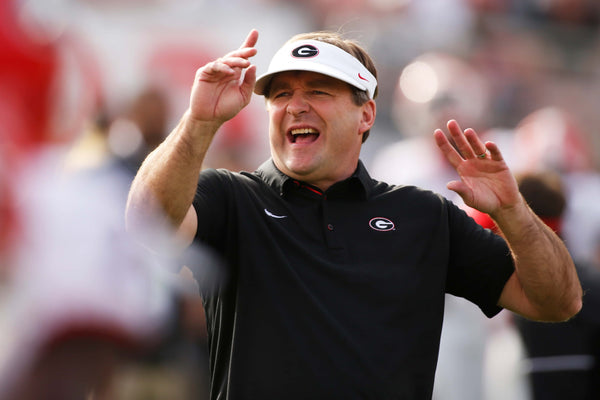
top-left (255, 159), bottom-right (374, 199)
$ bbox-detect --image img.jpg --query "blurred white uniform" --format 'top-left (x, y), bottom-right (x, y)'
top-left (0, 150), bottom-right (180, 398)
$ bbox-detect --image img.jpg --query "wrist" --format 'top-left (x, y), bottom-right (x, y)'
top-left (183, 108), bottom-right (223, 134)
top-left (166, 110), bottom-right (221, 163)
top-left (490, 197), bottom-right (537, 239)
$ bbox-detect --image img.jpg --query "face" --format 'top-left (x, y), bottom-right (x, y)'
top-left (266, 71), bottom-right (375, 191)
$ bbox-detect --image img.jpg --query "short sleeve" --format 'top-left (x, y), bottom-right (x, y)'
top-left (192, 168), bottom-right (233, 249)
top-left (445, 202), bottom-right (515, 318)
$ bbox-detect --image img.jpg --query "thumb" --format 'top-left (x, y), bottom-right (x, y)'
top-left (241, 65), bottom-right (257, 97)
top-left (447, 180), bottom-right (470, 202)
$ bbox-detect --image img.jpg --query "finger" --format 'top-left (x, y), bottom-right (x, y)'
top-left (446, 180), bottom-right (468, 198)
top-left (222, 47), bottom-right (257, 64)
top-left (221, 30), bottom-right (258, 60)
top-left (240, 29), bottom-right (259, 50)
top-left (201, 53), bottom-right (254, 81)
top-left (218, 56), bottom-right (253, 71)
top-left (485, 141), bottom-right (504, 162)
top-left (241, 64), bottom-right (257, 93)
top-left (434, 128), bottom-right (463, 169)
top-left (464, 128), bottom-right (488, 159)
top-left (199, 61), bottom-right (235, 80)
top-left (446, 119), bottom-right (476, 159)
top-left (199, 63), bottom-right (254, 90)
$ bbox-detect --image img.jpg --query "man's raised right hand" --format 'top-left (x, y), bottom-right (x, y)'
top-left (187, 29), bottom-right (259, 125)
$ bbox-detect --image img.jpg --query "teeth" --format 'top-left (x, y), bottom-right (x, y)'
top-left (291, 128), bottom-right (318, 135)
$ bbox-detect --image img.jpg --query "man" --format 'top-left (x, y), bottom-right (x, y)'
top-left (512, 172), bottom-right (600, 400)
top-left (126, 29), bottom-right (582, 399)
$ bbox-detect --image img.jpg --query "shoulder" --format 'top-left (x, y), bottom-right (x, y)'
top-left (369, 178), bottom-right (447, 206)
top-left (199, 167), bottom-right (248, 181)
top-left (198, 168), bottom-right (263, 188)
top-left (195, 167), bottom-right (277, 207)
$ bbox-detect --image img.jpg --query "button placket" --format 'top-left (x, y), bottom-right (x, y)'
top-left (321, 197), bottom-right (343, 250)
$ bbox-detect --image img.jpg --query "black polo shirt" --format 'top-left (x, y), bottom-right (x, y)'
top-left (193, 159), bottom-right (514, 400)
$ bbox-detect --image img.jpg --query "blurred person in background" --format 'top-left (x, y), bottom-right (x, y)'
top-left (510, 107), bottom-right (600, 270)
top-left (473, 106), bottom-right (600, 280)
top-left (470, 171), bottom-right (600, 400)
top-left (0, 1), bottom-right (212, 399)
top-left (126, 28), bottom-right (582, 399)
top-left (65, 85), bottom-right (171, 177)
top-left (110, 85), bottom-right (172, 176)
top-left (63, 88), bottom-right (214, 399)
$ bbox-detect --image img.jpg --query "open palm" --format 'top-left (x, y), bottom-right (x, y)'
top-left (434, 120), bottom-right (521, 216)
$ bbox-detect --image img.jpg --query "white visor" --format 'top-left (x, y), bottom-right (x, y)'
top-left (254, 39), bottom-right (377, 100)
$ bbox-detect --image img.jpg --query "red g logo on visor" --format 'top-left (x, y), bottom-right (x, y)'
top-left (369, 217), bottom-right (395, 231)
top-left (292, 45), bottom-right (319, 58)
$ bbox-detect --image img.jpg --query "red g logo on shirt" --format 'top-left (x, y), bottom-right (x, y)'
top-left (369, 217), bottom-right (395, 231)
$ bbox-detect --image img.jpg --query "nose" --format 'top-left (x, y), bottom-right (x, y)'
top-left (286, 92), bottom-right (310, 116)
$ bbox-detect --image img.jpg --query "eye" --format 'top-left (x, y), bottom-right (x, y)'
top-left (272, 91), bottom-right (291, 99)
top-left (311, 90), bottom-right (330, 96)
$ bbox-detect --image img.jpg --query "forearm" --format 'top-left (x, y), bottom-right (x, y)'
top-left (493, 199), bottom-right (582, 321)
top-left (126, 110), bottom-right (220, 235)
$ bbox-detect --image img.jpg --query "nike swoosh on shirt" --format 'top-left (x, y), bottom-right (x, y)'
top-left (264, 208), bottom-right (287, 219)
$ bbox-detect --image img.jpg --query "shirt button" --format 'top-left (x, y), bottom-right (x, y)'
top-left (327, 224), bottom-right (334, 231)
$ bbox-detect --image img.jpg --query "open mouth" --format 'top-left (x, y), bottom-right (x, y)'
top-left (289, 128), bottom-right (320, 144)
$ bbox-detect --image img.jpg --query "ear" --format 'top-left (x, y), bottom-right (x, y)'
top-left (358, 100), bottom-right (376, 135)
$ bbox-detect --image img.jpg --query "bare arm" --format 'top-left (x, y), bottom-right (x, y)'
top-left (434, 120), bottom-right (582, 322)
top-left (126, 30), bottom-right (259, 248)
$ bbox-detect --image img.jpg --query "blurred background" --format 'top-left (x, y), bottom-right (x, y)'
top-left (2, 0), bottom-right (600, 399)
